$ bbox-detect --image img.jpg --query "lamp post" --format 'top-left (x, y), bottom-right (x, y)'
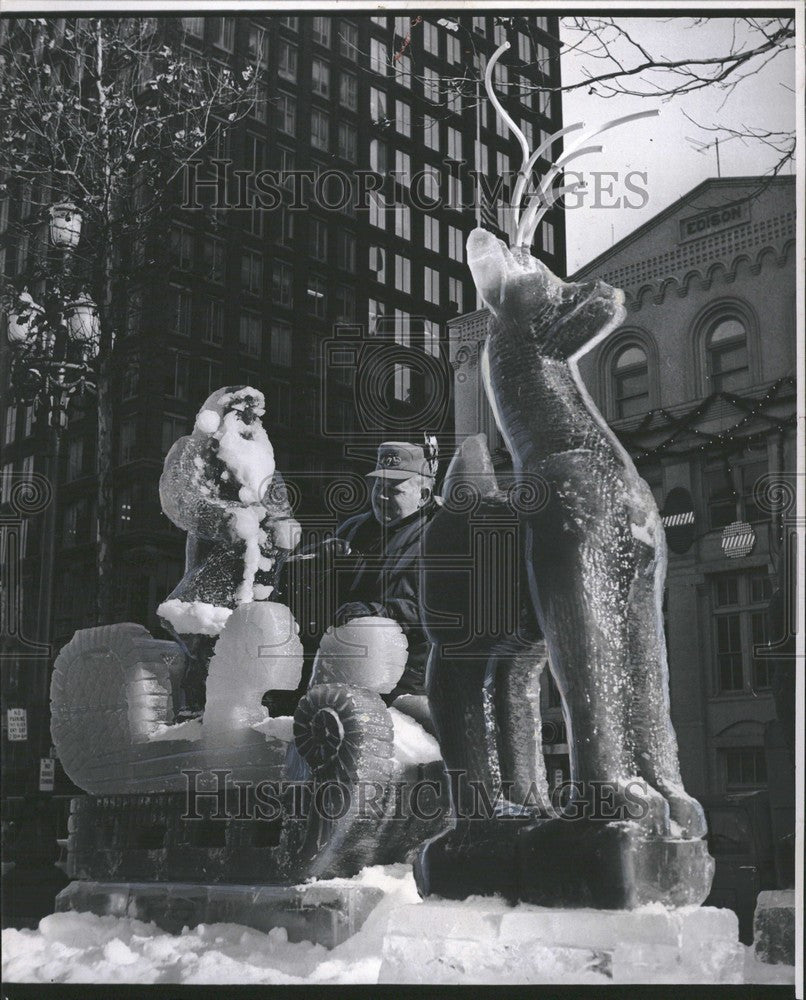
top-left (4, 201), bottom-right (98, 787)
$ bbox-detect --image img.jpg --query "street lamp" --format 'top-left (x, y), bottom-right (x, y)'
top-left (5, 202), bottom-right (99, 424)
top-left (48, 202), bottom-right (83, 250)
top-left (3, 200), bottom-right (99, 795)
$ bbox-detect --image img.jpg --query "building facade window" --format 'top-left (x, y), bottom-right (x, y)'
top-left (339, 21), bottom-right (358, 58)
top-left (277, 92), bottom-right (296, 135)
top-left (395, 100), bottom-right (411, 137)
top-left (170, 226), bottom-right (193, 270)
top-left (447, 224), bottom-right (463, 261)
top-left (3, 405), bottom-right (17, 446)
top-left (277, 207), bottom-right (294, 246)
top-left (210, 17), bottom-right (234, 52)
top-left (240, 250), bottom-right (263, 295)
top-left (448, 277), bottom-right (463, 313)
top-left (270, 322), bottom-right (293, 367)
top-left (278, 39), bottom-right (297, 81)
top-left (396, 54), bottom-right (411, 89)
top-left (338, 122), bottom-right (357, 161)
top-left (369, 246), bottom-right (386, 282)
top-left (394, 203), bottom-right (411, 240)
top-left (723, 748), bottom-right (767, 791)
top-left (239, 312), bottom-right (262, 357)
top-left (370, 87), bottom-right (387, 124)
top-left (447, 126), bottom-right (462, 161)
top-left (335, 284), bottom-right (356, 322)
top-left (202, 237), bottom-right (225, 283)
top-left (424, 67), bottom-right (440, 103)
top-left (312, 57), bottom-right (330, 98)
top-left (199, 358), bottom-right (223, 397)
top-left (395, 149), bottom-right (411, 186)
top-left (612, 344), bottom-right (649, 418)
top-left (119, 418), bottom-right (137, 464)
top-left (307, 275), bottom-right (327, 318)
top-left (425, 216), bottom-right (440, 253)
top-left (312, 16), bottom-right (330, 47)
top-left (272, 261), bottom-right (293, 306)
top-left (337, 231), bottom-right (356, 272)
top-left (203, 299), bottom-right (224, 345)
top-left (170, 287), bottom-right (192, 337)
top-left (339, 71), bottom-right (358, 110)
top-left (247, 24), bottom-right (268, 68)
top-left (370, 39), bottom-right (387, 75)
top-left (705, 441), bottom-right (769, 530)
top-left (423, 21), bottom-right (439, 55)
top-left (424, 266), bottom-right (440, 305)
top-left (62, 498), bottom-right (92, 547)
top-left (311, 109), bottom-right (329, 151)
top-left (370, 139), bottom-right (387, 176)
top-left (116, 485), bottom-right (133, 530)
top-left (162, 414), bottom-right (188, 456)
top-left (310, 219), bottom-right (328, 261)
top-left (424, 319), bottom-right (439, 357)
top-left (369, 192), bottom-right (386, 230)
top-left (711, 570), bottom-right (774, 694)
top-left (395, 255), bottom-right (411, 294)
top-left (424, 115), bottom-right (439, 150)
top-left (706, 316), bottom-right (750, 393)
top-left (181, 17), bottom-right (204, 38)
top-left (541, 219), bottom-right (555, 256)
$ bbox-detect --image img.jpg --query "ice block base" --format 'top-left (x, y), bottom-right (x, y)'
top-left (56, 879), bottom-right (382, 949)
top-left (416, 818), bottom-right (714, 909)
top-left (753, 889), bottom-right (796, 966)
top-left (379, 898), bottom-right (743, 984)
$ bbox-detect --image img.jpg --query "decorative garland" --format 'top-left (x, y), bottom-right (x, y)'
top-left (621, 376), bottom-right (795, 460)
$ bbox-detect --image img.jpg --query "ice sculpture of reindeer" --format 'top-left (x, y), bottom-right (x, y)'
top-left (416, 42), bottom-right (714, 908)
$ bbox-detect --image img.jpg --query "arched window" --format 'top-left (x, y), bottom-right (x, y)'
top-left (706, 317), bottom-right (749, 393)
top-left (612, 345), bottom-right (649, 418)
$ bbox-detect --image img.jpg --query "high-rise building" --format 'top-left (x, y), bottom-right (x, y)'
top-left (0, 13), bottom-right (564, 796)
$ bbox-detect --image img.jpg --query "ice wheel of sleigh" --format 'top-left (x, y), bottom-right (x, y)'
top-left (294, 684), bottom-right (394, 786)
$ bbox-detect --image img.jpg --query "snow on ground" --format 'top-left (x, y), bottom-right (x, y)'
top-left (1, 865), bottom-right (420, 985)
top-left (2, 864), bottom-right (796, 986)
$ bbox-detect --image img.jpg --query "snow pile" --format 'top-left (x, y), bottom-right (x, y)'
top-left (148, 718), bottom-right (203, 743)
top-left (157, 599), bottom-right (233, 637)
top-left (1, 865), bottom-right (420, 985)
top-left (252, 715), bottom-right (295, 743)
top-left (388, 708), bottom-right (441, 767)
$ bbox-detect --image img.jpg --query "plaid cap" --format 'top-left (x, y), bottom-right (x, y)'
top-left (365, 441), bottom-right (435, 481)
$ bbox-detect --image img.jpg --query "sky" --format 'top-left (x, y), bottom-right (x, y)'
top-left (556, 15), bottom-right (797, 273)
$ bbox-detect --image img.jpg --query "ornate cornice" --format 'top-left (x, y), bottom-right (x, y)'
top-left (625, 237), bottom-right (794, 310)
top-left (602, 209), bottom-right (794, 289)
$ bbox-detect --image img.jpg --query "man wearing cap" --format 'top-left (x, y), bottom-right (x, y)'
top-left (331, 441), bottom-right (439, 705)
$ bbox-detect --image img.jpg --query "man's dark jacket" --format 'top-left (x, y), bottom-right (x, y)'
top-left (334, 499), bottom-right (438, 699)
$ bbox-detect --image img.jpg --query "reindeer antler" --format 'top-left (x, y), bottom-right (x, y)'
top-left (483, 42), bottom-right (659, 251)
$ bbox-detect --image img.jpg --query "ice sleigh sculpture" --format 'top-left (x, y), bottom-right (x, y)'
top-left (51, 606), bottom-right (447, 883)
